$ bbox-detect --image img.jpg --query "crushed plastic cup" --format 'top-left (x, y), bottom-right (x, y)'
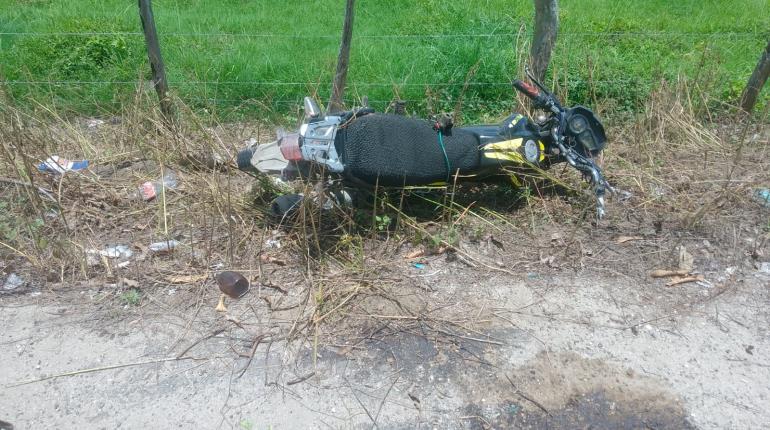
top-left (87, 119), bottom-right (105, 129)
top-left (759, 262), bottom-right (770, 275)
top-left (99, 245), bottom-right (133, 259)
top-left (3, 273), bottom-right (25, 290)
top-left (38, 156), bottom-right (89, 174)
top-left (138, 171), bottom-right (178, 201)
top-left (753, 188), bottom-right (770, 208)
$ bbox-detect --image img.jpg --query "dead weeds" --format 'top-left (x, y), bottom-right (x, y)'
top-left (0, 82), bottom-right (768, 376)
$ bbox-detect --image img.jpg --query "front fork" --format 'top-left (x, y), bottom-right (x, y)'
top-left (555, 135), bottom-right (612, 219)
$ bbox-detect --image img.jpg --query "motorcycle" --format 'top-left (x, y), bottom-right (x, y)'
top-left (238, 68), bottom-right (613, 219)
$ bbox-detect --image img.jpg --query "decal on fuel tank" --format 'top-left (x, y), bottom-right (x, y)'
top-left (484, 138), bottom-right (524, 161)
top-left (507, 114), bottom-right (525, 128)
top-left (483, 138), bottom-right (546, 163)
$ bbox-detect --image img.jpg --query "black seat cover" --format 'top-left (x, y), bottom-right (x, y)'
top-left (335, 114), bottom-right (481, 186)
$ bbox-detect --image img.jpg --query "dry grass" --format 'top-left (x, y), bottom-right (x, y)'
top-left (608, 79), bottom-right (769, 237)
top-left (0, 81), bottom-right (768, 369)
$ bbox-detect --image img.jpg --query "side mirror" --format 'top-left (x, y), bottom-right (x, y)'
top-left (303, 97), bottom-right (322, 119)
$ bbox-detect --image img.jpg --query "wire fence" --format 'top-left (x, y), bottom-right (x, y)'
top-left (0, 31), bottom-right (762, 38)
top-left (1, 26), bottom-right (766, 115)
top-left (4, 79), bottom-right (647, 86)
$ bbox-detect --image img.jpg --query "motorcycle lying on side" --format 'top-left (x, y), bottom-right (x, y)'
top-left (238, 69), bottom-right (614, 219)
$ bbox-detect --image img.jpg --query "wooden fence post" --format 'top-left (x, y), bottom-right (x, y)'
top-left (740, 39), bottom-right (770, 113)
top-left (328, 0), bottom-right (356, 113)
top-left (138, 0), bottom-right (174, 120)
top-left (530, 0), bottom-right (558, 82)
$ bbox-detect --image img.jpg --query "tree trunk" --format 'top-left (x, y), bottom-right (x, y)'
top-left (328, 0), bottom-right (355, 113)
top-left (530, 0), bottom-right (558, 82)
top-left (740, 39), bottom-right (770, 113)
top-left (138, 0), bottom-right (173, 121)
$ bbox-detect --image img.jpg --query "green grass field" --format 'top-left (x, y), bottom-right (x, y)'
top-left (0, 0), bottom-right (768, 119)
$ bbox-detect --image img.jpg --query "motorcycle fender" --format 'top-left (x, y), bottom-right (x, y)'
top-left (481, 138), bottom-right (545, 164)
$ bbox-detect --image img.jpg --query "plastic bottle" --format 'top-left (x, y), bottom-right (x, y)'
top-left (137, 171), bottom-right (178, 201)
top-left (754, 188), bottom-right (770, 208)
top-left (148, 240), bottom-right (180, 254)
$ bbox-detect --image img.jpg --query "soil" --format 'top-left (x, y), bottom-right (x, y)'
top-left (2, 255), bottom-right (769, 429)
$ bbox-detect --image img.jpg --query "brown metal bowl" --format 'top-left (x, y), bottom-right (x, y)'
top-left (215, 271), bottom-right (250, 299)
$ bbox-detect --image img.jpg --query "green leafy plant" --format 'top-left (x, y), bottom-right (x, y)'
top-left (375, 214), bottom-right (391, 232)
top-left (121, 289), bottom-right (141, 306)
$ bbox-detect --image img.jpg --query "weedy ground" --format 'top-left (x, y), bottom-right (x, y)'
top-left (1, 76), bottom-right (768, 355)
top-left (0, 77), bottom-right (769, 428)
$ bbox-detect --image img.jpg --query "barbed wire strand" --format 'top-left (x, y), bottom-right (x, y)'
top-left (1, 78), bottom-right (655, 87)
top-left (0, 31), bottom-right (763, 38)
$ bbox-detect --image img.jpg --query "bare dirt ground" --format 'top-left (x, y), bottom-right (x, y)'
top-left (2, 235), bottom-right (769, 429)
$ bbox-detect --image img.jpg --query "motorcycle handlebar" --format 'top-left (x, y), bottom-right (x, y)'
top-left (512, 80), bottom-right (540, 99)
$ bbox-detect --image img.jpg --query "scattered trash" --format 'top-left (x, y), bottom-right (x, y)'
top-left (87, 118), bottom-right (105, 129)
top-left (259, 254), bottom-right (286, 266)
top-left (753, 188), bottom-right (770, 208)
top-left (650, 269), bottom-right (690, 278)
top-left (99, 245), bottom-right (133, 259)
top-left (413, 263), bottom-right (426, 269)
top-left (116, 261), bottom-right (131, 269)
top-left (758, 262), bottom-right (770, 276)
top-left (406, 249), bottom-right (425, 259)
top-left (651, 185), bottom-right (666, 198)
top-left (38, 156), bottom-right (89, 174)
top-left (3, 273), bottom-right (25, 291)
top-left (167, 273), bottom-right (208, 284)
top-left (666, 275), bottom-right (704, 287)
top-left (148, 240), bottom-right (180, 254)
top-left (615, 236), bottom-right (643, 244)
top-left (264, 238), bottom-right (282, 249)
top-left (216, 271), bottom-right (249, 298)
top-left (527, 272), bottom-right (540, 280)
top-left (137, 171), bottom-right (178, 201)
top-left (215, 271), bottom-right (250, 313)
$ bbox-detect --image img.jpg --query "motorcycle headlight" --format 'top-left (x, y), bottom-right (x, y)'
top-left (523, 139), bottom-right (540, 163)
top-left (568, 115), bottom-right (588, 134)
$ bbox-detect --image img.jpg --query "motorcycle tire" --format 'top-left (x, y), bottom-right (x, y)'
top-left (270, 194), bottom-right (304, 218)
top-left (237, 147), bottom-right (256, 172)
